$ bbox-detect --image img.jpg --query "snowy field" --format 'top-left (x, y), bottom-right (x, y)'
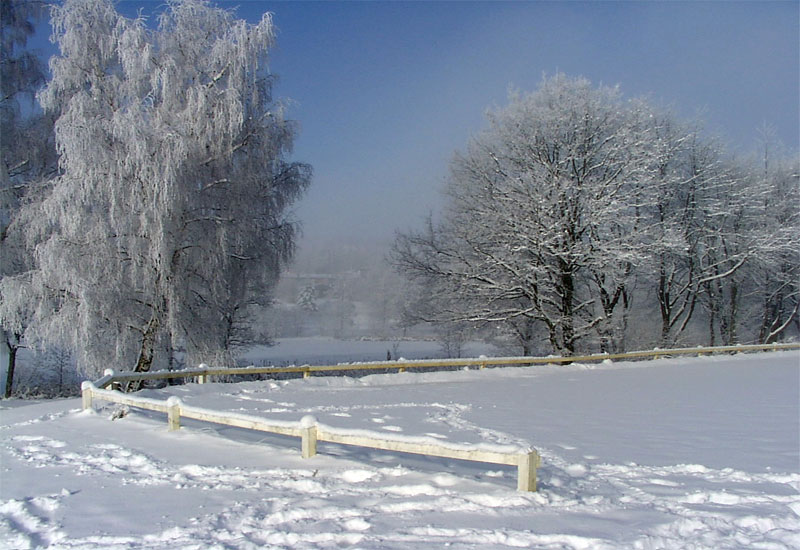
top-left (1, 351), bottom-right (798, 549)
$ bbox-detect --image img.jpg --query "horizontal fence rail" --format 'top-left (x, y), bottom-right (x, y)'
top-left (80, 343), bottom-right (797, 493)
top-left (81, 383), bottom-right (540, 491)
top-left (91, 342), bottom-right (800, 390)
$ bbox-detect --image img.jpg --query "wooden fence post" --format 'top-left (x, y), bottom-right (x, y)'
top-left (81, 382), bottom-right (93, 410)
top-left (517, 450), bottom-right (540, 492)
top-left (300, 415), bottom-right (318, 458)
top-left (167, 397), bottom-right (181, 431)
top-left (100, 368), bottom-right (120, 392)
top-left (196, 363), bottom-right (208, 384)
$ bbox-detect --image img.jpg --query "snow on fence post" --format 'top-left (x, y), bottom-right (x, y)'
top-left (81, 381), bottom-right (93, 410)
top-left (517, 450), bottom-right (541, 492)
top-left (300, 415), bottom-right (318, 458)
top-left (101, 369), bottom-right (121, 391)
top-left (196, 364), bottom-right (208, 384)
top-left (167, 397), bottom-right (181, 431)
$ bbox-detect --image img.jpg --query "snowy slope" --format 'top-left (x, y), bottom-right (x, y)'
top-left (1, 351), bottom-right (798, 549)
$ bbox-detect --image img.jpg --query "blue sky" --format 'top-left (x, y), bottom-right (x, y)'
top-left (44, 1), bottom-right (800, 249)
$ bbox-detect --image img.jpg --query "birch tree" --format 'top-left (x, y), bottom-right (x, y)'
top-left (4, 0), bottom-right (310, 378)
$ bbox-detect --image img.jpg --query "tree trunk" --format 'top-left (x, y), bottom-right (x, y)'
top-left (658, 264), bottom-right (672, 347)
top-left (514, 317), bottom-right (536, 356)
top-left (708, 305), bottom-right (717, 347)
top-left (561, 269), bottom-right (575, 355)
top-left (554, 253), bottom-right (577, 356)
top-left (521, 338), bottom-right (532, 356)
top-left (547, 324), bottom-right (560, 356)
top-left (135, 317), bottom-right (159, 373)
top-left (127, 316), bottom-right (160, 392)
top-left (4, 337), bottom-right (19, 399)
top-left (725, 282), bottom-right (738, 345)
top-left (758, 295), bottom-right (776, 344)
top-left (618, 289), bottom-right (630, 353)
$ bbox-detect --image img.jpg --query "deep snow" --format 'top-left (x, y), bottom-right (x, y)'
top-left (1, 351), bottom-right (798, 549)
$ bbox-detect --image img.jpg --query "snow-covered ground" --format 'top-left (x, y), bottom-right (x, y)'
top-left (1, 351), bottom-right (798, 549)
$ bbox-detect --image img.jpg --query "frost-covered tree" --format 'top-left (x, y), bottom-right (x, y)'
top-left (297, 285), bottom-right (318, 312)
top-left (653, 134), bottom-right (789, 347)
top-left (1, 0), bottom-right (56, 397)
top-left (693, 159), bottom-right (757, 346)
top-left (394, 75), bottom-right (658, 355)
top-left (4, 0), bottom-right (310, 378)
top-left (646, 123), bottom-right (752, 347)
top-left (393, 74), bottom-right (799, 354)
top-left (647, 117), bottom-right (705, 347)
top-left (748, 139), bottom-right (800, 343)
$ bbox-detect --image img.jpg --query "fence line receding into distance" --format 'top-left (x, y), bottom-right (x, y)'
top-left (81, 343), bottom-right (799, 493)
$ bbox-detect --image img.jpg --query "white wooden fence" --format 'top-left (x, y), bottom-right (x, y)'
top-left (81, 382), bottom-right (540, 491)
top-left (89, 342), bottom-right (800, 390)
top-left (81, 343), bottom-right (798, 493)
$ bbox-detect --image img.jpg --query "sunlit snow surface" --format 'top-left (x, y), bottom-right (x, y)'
top-left (1, 351), bottom-right (798, 549)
